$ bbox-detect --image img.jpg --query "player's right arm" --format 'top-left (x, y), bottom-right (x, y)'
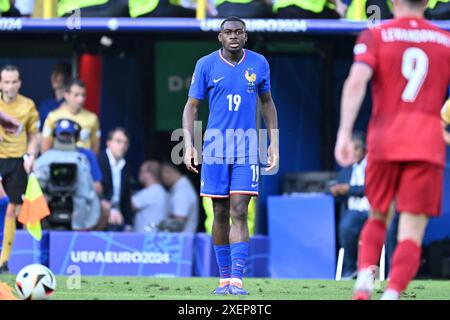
top-left (183, 58), bottom-right (208, 174)
top-left (335, 29), bottom-right (376, 167)
top-left (182, 97), bottom-right (201, 174)
top-left (335, 63), bottom-right (373, 166)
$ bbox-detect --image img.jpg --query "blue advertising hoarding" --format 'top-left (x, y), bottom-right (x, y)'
top-left (49, 231), bottom-right (194, 277)
top-left (0, 230), bottom-right (49, 274)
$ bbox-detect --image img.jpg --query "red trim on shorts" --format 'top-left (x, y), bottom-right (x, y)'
top-left (200, 193), bottom-right (230, 198)
top-left (229, 191), bottom-right (259, 196)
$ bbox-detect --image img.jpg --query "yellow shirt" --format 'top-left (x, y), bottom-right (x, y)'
top-left (42, 105), bottom-right (101, 150)
top-left (442, 99), bottom-right (450, 125)
top-left (0, 94), bottom-right (40, 158)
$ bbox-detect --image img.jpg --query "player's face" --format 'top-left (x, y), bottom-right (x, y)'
top-left (107, 131), bottom-right (129, 159)
top-left (353, 140), bottom-right (365, 163)
top-left (219, 21), bottom-right (247, 54)
top-left (51, 72), bottom-right (65, 90)
top-left (65, 85), bottom-right (86, 111)
top-left (161, 166), bottom-right (173, 187)
top-left (0, 70), bottom-right (21, 100)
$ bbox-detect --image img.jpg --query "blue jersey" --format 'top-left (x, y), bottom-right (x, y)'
top-left (188, 49), bottom-right (271, 160)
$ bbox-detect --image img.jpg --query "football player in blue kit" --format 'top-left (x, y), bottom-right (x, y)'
top-left (182, 16), bottom-right (279, 295)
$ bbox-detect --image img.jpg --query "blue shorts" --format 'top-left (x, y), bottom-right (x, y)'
top-left (200, 157), bottom-right (259, 198)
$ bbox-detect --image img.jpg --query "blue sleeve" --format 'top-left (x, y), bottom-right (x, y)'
top-left (79, 148), bottom-right (103, 182)
top-left (348, 185), bottom-right (365, 197)
top-left (258, 57), bottom-right (271, 95)
top-left (188, 58), bottom-right (208, 100)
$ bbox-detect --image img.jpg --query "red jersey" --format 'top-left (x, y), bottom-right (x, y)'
top-left (354, 17), bottom-right (450, 166)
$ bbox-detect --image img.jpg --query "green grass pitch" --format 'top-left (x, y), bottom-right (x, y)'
top-left (1, 275), bottom-right (449, 300)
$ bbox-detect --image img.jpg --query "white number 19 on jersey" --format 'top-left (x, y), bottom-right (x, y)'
top-left (401, 47), bottom-right (428, 103)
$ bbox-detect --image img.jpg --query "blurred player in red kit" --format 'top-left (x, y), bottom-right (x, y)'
top-left (335, 0), bottom-right (450, 300)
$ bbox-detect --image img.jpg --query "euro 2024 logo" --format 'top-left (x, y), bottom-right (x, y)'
top-left (245, 68), bottom-right (256, 93)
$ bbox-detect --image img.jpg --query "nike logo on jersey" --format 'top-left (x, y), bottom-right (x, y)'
top-left (213, 77), bottom-right (225, 83)
top-left (251, 183), bottom-right (258, 187)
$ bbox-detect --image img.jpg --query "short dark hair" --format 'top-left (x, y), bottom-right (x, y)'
top-left (352, 131), bottom-right (366, 151)
top-left (0, 65), bottom-right (20, 80)
top-left (53, 62), bottom-right (72, 82)
top-left (161, 160), bottom-right (182, 174)
top-left (65, 78), bottom-right (86, 92)
top-left (107, 127), bottom-right (130, 142)
top-left (220, 16), bottom-right (246, 31)
top-left (141, 160), bottom-right (161, 181)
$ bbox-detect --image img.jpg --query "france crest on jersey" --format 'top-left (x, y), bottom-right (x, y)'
top-left (188, 48), bottom-right (271, 162)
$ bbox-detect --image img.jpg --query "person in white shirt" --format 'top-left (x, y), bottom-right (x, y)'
top-left (97, 128), bottom-right (133, 231)
top-left (161, 161), bottom-right (199, 233)
top-left (132, 160), bottom-right (169, 233)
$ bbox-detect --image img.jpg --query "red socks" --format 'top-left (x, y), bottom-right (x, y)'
top-left (358, 218), bottom-right (387, 270)
top-left (387, 240), bottom-right (421, 294)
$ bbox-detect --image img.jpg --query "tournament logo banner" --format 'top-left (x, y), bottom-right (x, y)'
top-left (49, 231), bottom-right (194, 276)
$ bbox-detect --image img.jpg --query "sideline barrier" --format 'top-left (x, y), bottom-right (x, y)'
top-left (0, 18), bottom-right (448, 34)
top-left (49, 231), bottom-right (194, 276)
top-left (268, 194), bottom-right (336, 279)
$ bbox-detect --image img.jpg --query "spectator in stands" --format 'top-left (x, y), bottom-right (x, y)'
top-left (330, 132), bottom-right (369, 279)
top-left (57, 0), bottom-right (129, 17)
top-left (0, 0), bottom-right (21, 16)
top-left (128, 0), bottom-right (195, 17)
top-left (132, 160), bottom-right (169, 233)
top-left (345, 0), bottom-right (393, 20)
top-left (97, 127), bottom-right (133, 232)
top-left (160, 161), bottom-right (199, 233)
top-left (273, 0), bottom-right (343, 18)
top-left (41, 79), bottom-right (101, 154)
top-left (215, 0), bottom-right (272, 18)
top-left (38, 62), bottom-right (72, 130)
top-left (34, 118), bottom-right (101, 230)
top-left (425, 0), bottom-right (450, 20)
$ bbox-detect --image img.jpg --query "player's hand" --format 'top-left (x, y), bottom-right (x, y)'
top-left (23, 155), bottom-right (35, 175)
top-left (266, 144), bottom-right (279, 173)
top-left (109, 209), bottom-right (124, 225)
top-left (184, 145), bottom-right (199, 174)
top-left (335, 131), bottom-right (355, 167)
top-left (0, 111), bottom-right (20, 134)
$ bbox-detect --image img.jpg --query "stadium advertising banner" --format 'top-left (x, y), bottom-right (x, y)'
top-left (49, 231), bottom-right (194, 277)
top-left (1, 230), bottom-right (49, 274)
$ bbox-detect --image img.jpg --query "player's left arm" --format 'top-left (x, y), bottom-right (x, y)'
top-left (335, 63), bottom-right (373, 166)
top-left (259, 91), bottom-right (279, 173)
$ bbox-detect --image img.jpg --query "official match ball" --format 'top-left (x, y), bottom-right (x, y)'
top-left (15, 264), bottom-right (56, 300)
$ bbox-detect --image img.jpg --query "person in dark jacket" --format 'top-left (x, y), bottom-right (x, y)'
top-left (331, 132), bottom-right (369, 279)
top-left (97, 127), bottom-right (133, 231)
